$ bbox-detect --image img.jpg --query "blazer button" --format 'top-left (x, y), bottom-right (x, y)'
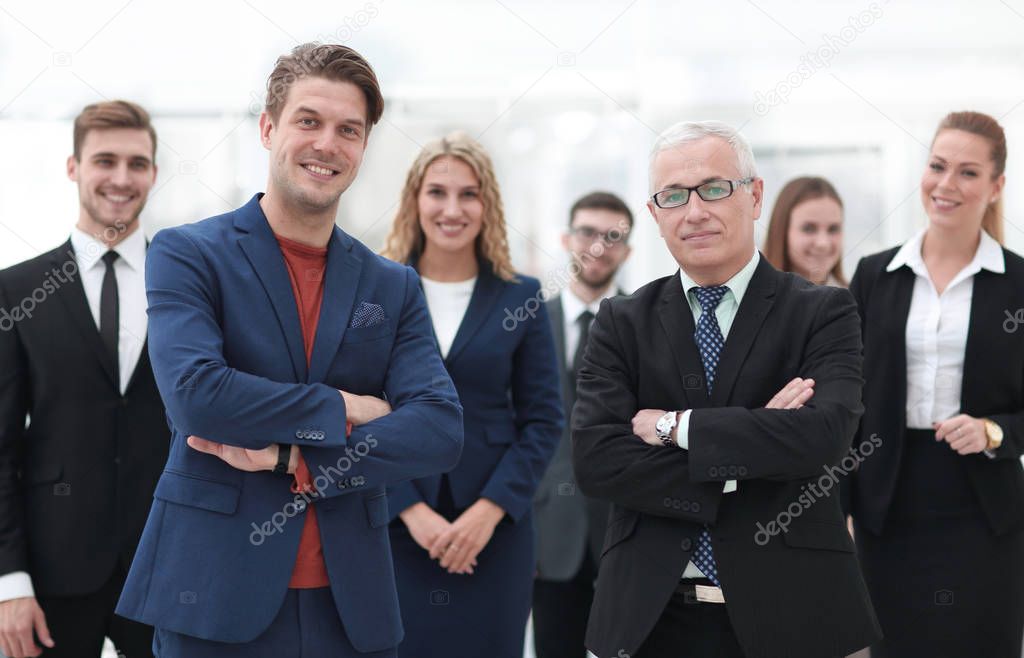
top-left (727, 466), bottom-right (738, 477)
top-left (738, 466), bottom-right (748, 476)
top-left (680, 538), bottom-right (692, 551)
top-left (295, 430), bottom-right (303, 439)
top-left (708, 466), bottom-right (718, 477)
top-left (691, 502), bottom-right (701, 513)
top-left (681, 501), bottom-right (691, 512)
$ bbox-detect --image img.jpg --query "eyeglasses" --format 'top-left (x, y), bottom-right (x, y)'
top-left (650, 178), bottom-right (755, 209)
top-left (569, 226), bottom-right (630, 248)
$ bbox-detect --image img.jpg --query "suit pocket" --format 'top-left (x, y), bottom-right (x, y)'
top-left (484, 423), bottom-right (517, 445)
top-left (154, 470), bottom-right (240, 515)
top-left (24, 463), bottom-right (62, 485)
top-left (344, 322), bottom-right (394, 343)
top-left (601, 510), bottom-right (639, 557)
top-left (363, 492), bottom-right (389, 528)
top-left (782, 519), bottom-right (854, 552)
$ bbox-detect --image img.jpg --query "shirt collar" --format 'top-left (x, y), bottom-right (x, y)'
top-left (71, 224), bottom-right (147, 273)
top-left (679, 249), bottom-right (760, 307)
top-left (562, 284), bottom-right (616, 324)
top-left (886, 227), bottom-right (1005, 277)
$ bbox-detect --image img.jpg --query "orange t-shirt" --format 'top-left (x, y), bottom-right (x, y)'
top-left (276, 234), bottom-right (331, 588)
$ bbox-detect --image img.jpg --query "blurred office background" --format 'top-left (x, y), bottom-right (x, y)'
top-left (2, 1), bottom-right (1023, 656)
top-left (2, 0), bottom-right (1024, 289)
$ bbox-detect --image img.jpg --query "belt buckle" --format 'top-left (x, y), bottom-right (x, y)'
top-left (694, 584), bottom-right (725, 604)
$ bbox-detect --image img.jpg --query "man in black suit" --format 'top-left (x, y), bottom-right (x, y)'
top-left (533, 191), bottom-right (633, 658)
top-left (0, 101), bottom-right (168, 658)
top-left (572, 121), bottom-right (881, 658)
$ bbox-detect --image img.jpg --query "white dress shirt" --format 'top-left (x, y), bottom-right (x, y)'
top-left (0, 226), bottom-right (149, 603)
top-left (421, 276), bottom-right (476, 358)
top-left (71, 225), bottom-right (149, 393)
top-left (561, 285), bottom-right (617, 370)
top-left (887, 228), bottom-right (1004, 429)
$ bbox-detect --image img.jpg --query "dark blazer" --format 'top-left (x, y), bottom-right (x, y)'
top-left (387, 262), bottom-right (563, 523)
top-left (534, 294), bottom-right (611, 580)
top-left (572, 256), bottom-right (881, 658)
top-left (115, 195), bottom-right (464, 653)
top-left (0, 240), bottom-right (169, 597)
top-left (846, 247), bottom-right (1024, 536)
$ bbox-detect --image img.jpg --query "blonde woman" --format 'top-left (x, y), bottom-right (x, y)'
top-left (848, 111), bottom-right (1024, 656)
top-left (381, 132), bottom-right (562, 657)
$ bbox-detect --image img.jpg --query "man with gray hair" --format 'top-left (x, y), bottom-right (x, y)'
top-left (571, 120), bottom-right (881, 657)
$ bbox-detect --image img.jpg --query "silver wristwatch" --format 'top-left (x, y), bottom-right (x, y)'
top-left (655, 411), bottom-right (679, 448)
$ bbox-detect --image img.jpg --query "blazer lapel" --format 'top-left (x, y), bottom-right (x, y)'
top-left (711, 258), bottom-right (777, 406)
top-left (235, 200), bottom-right (307, 383)
top-left (658, 274), bottom-right (709, 410)
top-left (308, 228), bottom-right (362, 384)
top-left (961, 268), bottom-right (1006, 411)
top-left (50, 242), bottom-right (118, 388)
top-left (444, 263), bottom-right (504, 367)
top-left (883, 264), bottom-right (915, 428)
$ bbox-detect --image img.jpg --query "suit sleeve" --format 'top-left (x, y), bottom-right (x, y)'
top-left (478, 282), bottom-right (563, 522)
top-left (572, 298), bottom-right (724, 523)
top-left (687, 286), bottom-right (865, 483)
top-left (0, 278), bottom-right (29, 576)
top-left (299, 267), bottom-right (464, 500)
top-left (840, 258), bottom-right (870, 516)
top-left (145, 228), bottom-right (349, 449)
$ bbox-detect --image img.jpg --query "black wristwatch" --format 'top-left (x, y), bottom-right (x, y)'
top-left (273, 444), bottom-right (290, 474)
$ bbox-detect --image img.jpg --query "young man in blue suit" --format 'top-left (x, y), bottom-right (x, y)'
top-left (115, 43), bottom-right (464, 657)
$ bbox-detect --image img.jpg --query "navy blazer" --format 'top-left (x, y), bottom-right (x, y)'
top-left (115, 195), bottom-right (463, 652)
top-left (387, 261), bottom-right (563, 523)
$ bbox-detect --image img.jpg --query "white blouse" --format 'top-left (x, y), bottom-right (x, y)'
top-left (886, 229), bottom-right (1004, 429)
top-left (420, 276), bottom-right (476, 358)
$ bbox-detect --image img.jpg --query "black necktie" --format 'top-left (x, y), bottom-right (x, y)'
top-left (572, 309), bottom-right (595, 378)
top-left (100, 251), bottom-right (120, 386)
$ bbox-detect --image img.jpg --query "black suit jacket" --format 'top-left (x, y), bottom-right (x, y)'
top-left (0, 240), bottom-right (169, 597)
top-left (572, 256), bottom-right (881, 658)
top-left (534, 295), bottom-right (613, 581)
top-left (846, 246), bottom-right (1024, 536)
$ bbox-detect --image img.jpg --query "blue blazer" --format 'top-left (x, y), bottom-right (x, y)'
top-left (115, 195), bottom-right (463, 652)
top-left (387, 261), bottom-right (562, 523)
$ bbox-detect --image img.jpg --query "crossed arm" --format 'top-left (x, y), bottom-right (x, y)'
top-left (572, 289), bottom-right (864, 521)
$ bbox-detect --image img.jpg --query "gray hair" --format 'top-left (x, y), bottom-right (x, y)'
top-left (648, 120), bottom-right (758, 193)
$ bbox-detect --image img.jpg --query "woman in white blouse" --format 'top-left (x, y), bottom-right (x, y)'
top-left (379, 132), bottom-right (562, 657)
top-left (845, 111), bottom-right (1024, 656)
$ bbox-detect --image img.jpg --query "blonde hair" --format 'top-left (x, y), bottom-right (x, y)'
top-left (933, 111), bottom-right (1007, 244)
top-left (381, 131), bottom-right (516, 281)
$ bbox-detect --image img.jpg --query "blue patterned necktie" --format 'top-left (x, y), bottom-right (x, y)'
top-left (691, 285), bottom-right (729, 586)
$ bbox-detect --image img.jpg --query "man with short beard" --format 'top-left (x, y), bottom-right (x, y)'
top-left (0, 100), bottom-right (167, 658)
top-left (533, 191), bottom-right (632, 658)
top-left (114, 43), bottom-right (462, 657)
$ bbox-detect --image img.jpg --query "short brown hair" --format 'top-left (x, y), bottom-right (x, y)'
top-left (763, 176), bottom-right (847, 286)
top-left (569, 191), bottom-right (634, 233)
top-left (73, 100), bottom-right (156, 161)
top-left (264, 43), bottom-right (384, 130)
